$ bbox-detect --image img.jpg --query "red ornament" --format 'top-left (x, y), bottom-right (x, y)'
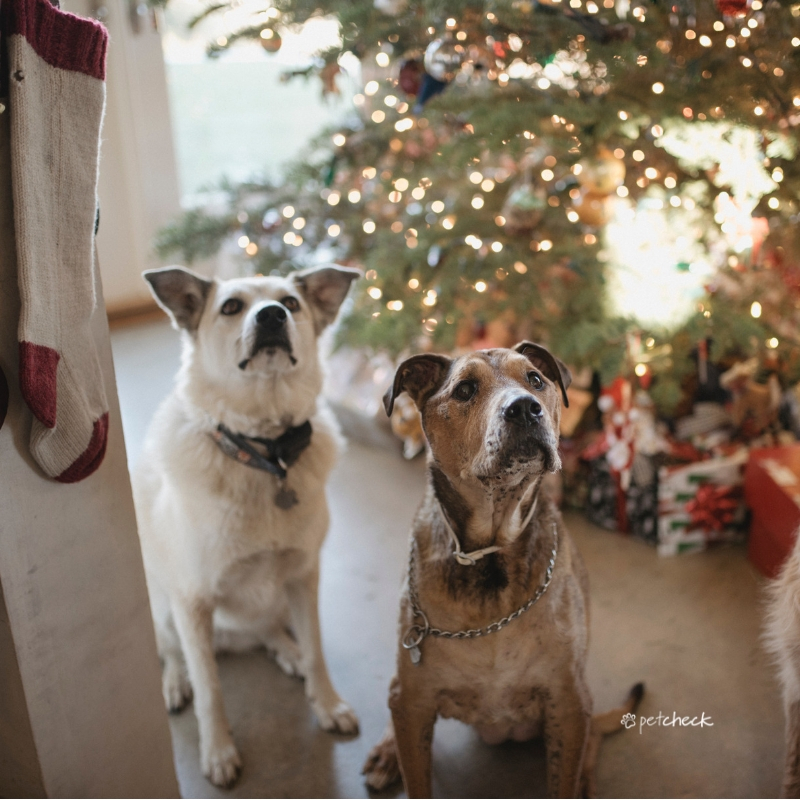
top-left (399, 59), bottom-right (423, 96)
top-left (715, 0), bottom-right (747, 16)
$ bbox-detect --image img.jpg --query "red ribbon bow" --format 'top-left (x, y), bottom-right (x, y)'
top-left (685, 483), bottom-right (740, 533)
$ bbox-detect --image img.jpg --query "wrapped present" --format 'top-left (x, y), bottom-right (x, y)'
top-left (585, 456), bottom-right (621, 531)
top-left (744, 445), bottom-right (800, 577)
top-left (656, 449), bottom-right (749, 556)
top-left (626, 462), bottom-right (659, 544)
top-left (658, 449), bottom-right (748, 510)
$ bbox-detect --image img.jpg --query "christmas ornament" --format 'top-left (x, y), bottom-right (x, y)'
top-left (319, 61), bottom-right (342, 96)
top-left (501, 182), bottom-right (547, 235)
top-left (578, 147), bottom-right (625, 196)
top-left (423, 37), bottom-right (464, 83)
top-left (260, 29), bottom-right (282, 52)
top-left (399, 58), bottom-right (424, 96)
top-left (573, 189), bottom-right (613, 227)
top-left (414, 73), bottom-right (448, 109)
top-left (715, 0), bottom-right (748, 15)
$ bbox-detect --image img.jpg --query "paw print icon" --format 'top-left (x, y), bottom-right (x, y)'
top-left (621, 712), bottom-right (636, 729)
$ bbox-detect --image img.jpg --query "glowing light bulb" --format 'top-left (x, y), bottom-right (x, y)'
top-left (368, 287), bottom-right (383, 300)
top-left (750, 301), bottom-right (762, 318)
top-left (363, 219), bottom-right (376, 234)
top-left (475, 281), bottom-right (487, 292)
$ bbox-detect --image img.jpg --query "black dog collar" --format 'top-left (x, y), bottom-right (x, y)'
top-left (210, 420), bottom-right (312, 480)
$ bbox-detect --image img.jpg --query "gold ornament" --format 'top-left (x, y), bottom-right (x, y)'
top-left (578, 147), bottom-right (625, 196)
top-left (573, 189), bottom-right (613, 227)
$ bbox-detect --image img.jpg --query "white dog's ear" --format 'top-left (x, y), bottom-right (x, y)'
top-left (384, 354), bottom-right (452, 417)
top-left (514, 341), bottom-right (572, 407)
top-left (292, 264), bottom-right (361, 333)
top-left (143, 267), bottom-right (213, 333)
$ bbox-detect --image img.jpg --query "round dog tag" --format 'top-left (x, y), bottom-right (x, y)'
top-left (275, 484), bottom-right (298, 509)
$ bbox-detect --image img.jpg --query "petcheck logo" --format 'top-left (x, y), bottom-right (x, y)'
top-left (621, 711), bottom-right (714, 734)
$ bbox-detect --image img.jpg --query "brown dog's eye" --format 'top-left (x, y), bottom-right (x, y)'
top-left (221, 298), bottom-right (244, 316)
top-left (453, 380), bottom-right (477, 401)
top-left (528, 371), bottom-right (544, 390)
top-left (281, 296), bottom-right (301, 313)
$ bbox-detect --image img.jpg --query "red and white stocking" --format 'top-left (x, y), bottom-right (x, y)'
top-left (3, 0), bottom-right (110, 482)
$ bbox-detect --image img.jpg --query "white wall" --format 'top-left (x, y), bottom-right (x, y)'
top-left (64, 0), bottom-right (182, 312)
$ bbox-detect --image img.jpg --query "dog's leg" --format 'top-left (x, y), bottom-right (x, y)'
top-left (362, 718), bottom-right (402, 790)
top-left (171, 598), bottom-right (242, 787)
top-left (285, 566), bottom-right (359, 733)
top-left (158, 615), bottom-right (193, 713)
top-left (543, 684), bottom-right (592, 799)
top-left (389, 677), bottom-right (437, 799)
top-left (263, 625), bottom-right (304, 679)
top-left (148, 579), bottom-right (193, 713)
top-left (783, 698), bottom-right (800, 798)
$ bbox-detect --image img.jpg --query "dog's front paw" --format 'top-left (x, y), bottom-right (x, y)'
top-left (362, 737), bottom-right (401, 790)
top-left (313, 698), bottom-right (360, 735)
top-left (162, 662), bottom-right (193, 713)
top-left (201, 739), bottom-right (242, 788)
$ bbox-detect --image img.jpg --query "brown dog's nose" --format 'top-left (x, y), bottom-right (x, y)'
top-left (256, 304), bottom-right (287, 331)
top-left (504, 395), bottom-right (543, 426)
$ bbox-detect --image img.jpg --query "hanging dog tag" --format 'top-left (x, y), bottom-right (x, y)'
top-left (275, 483), bottom-right (298, 509)
top-left (409, 645), bottom-right (421, 665)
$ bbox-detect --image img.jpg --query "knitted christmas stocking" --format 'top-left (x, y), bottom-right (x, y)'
top-left (3, 0), bottom-right (110, 482)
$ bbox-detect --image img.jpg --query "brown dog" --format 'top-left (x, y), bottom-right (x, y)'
top-left (362, 342), bottom-right (642, 798)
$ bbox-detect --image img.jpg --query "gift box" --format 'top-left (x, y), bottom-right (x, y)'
top-left (656, 449), bottom-right (749, 556)
top-left (585, 456), bottom-right (620, 531)
top-left (626, 471), bottom-right (659, 544)
top-left (744, 445), bottom-right (800, 577)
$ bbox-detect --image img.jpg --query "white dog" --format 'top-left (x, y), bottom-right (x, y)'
top-left (133, 263), bottom-right (360, 787)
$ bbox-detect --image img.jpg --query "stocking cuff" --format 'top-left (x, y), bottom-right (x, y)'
top-left (2, 0), bottom-right (108, 81)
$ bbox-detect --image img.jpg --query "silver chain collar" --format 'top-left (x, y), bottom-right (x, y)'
top-left (401, 523), bottom-right (559, 665)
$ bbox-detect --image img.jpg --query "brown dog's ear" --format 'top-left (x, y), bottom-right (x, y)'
top-left (514, 341), bottom-right (572, 407)
top-left (143, 266), bottom-right (213, 332)
top-left (384, 354), bottom-right (452, 417)
top-left (292, 264), bottom-right (361, 333)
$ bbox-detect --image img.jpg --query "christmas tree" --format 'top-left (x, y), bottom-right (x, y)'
top-left (156, 0), bottom-right (800, 417)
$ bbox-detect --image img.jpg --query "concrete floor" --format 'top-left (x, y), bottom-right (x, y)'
top-left (111, 320), bottom-right (785, 798)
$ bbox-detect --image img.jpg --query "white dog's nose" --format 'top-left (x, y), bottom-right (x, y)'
top-left (256, 304), bottom-right (287, 331)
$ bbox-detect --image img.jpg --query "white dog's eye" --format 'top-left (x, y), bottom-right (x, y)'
top-left (528, 371), bottom-right (544, 390)
top-left (281, 296), bottom-right (300, 313)
top-left (220, 298), bottom-right (244, 316)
